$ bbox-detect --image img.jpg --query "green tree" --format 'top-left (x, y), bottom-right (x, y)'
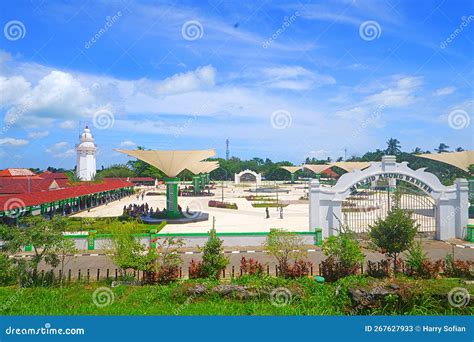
top-left (435, 143), bottom-right (450, 153)
top-left (0, 216), bottom-right (67, 276)
top-left (51, 239), bottom-right (78, 285)
top-left (369, 208), bottom-right (419, 272)
top-left (322, 232), bottom-right (364, 270)
top-left (108, 221), bottom-right (155, 278)
top-left (264, 229), bottom-right (305, 276)
top-left (200, 228), bottom-right (229, 278)
top-left (385, 138), bottom-right (401, 155)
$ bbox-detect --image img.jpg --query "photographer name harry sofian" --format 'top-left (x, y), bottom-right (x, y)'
top-left (423, 325), bottom-right (466, 333)
top-left (350, 173), bottom-right (433, 194)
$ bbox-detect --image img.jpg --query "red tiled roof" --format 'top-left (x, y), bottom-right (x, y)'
top-left (39, 172), bottom-right (68, 179)
top-left (0, 168), bottom-right (37, 177)
top-left (0, 179), bottom-right (133, 212)
top-left (129, 177), bottom-right (155, 182)
top-left (0, 178), bottom-right (57, 194)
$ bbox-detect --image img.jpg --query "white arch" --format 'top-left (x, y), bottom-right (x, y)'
top-left (309, 156), bottom-right (469, 240)
top-left (234, 169), bottom-right (262, 185)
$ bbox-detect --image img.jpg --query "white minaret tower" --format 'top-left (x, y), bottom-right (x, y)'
top-left (76, 126), bottom-right (97, 181)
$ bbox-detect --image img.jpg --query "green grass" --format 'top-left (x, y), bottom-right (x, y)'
top-left (0, 276), bottom-right (471, 316)
top-left (63, 218), bottom-right (166, 234)
top-left (252, 203), bottom-right (289, 208)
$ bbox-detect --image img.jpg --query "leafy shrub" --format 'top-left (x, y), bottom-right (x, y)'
top-left (208, 200), bottom-right (238, 209)
top-left (322, 232), bottom-right (364, 271)
top-left (240, 257), bottom-right (265, 276)
top-left (369, 208), bottom-right (418, 272)
top-left (0, 253), bottom-right (17, 286)
top-left (366, 259), bottom-right (391, 278)
top-left (320, 257), bottom-right (361, 282)
top-left (405, 241), bottom-right (443, 279)
top-left (264, 229), bottom-right (308, 278)
top-left (444, 254), bottom-right (474, 279)
top-left (285, 260), bottom-right (313, 278)
top-left (190, 229), bottom-right (229, 279)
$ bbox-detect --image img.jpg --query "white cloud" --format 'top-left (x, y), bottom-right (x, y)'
top-left (46, 142), bottom-right (69, 153)
top-left (433, 86), bottom-right (456, 96)
top-left (0, 75), bottom-right (31, 106)
top-left (156, 65), bottom-right (216, 95)
top-left (120, 140), bottom-right (136, 147)
top-left (53, 149), bottom-right (75, 159)
top-left (260, 66), bottom-right (335, 90)
top-left (60, 120), bottom-right (77, 129)
top-left (28, 130), bottom-right (49, 139)
top-left (0, 138), bottom-right (29, 146)
top-left (364, 76), bottom-right (422, 107)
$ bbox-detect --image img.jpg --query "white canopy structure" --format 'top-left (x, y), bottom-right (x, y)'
top-left (187, 161), bottom-right (220, 175)
top-left (303, 164), bottom-right (331, 174)
top-left (115, 149), bottom-right (216, 177)
top-left (280, 166), bottom-right (303, 174)
top-left (328, 161), bottom-right (371, 173)
top-left (416, 150), bottom-right (474, 172)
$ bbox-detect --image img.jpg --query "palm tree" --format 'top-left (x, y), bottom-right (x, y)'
top-left (386, 138), bottom-right (401, 155)
top-left (435, 143), bottom-right (450, 153)
top-left (412, 147), bottom-right (422, 154)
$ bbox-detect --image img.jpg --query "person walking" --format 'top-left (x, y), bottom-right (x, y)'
top-left (265, 207), bottom-right (270, 219)
top-left (279, 206), bottom-right (283, 219)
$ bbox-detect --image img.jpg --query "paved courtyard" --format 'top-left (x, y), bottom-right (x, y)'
top-left (71, 182), bottom-right (312, 233)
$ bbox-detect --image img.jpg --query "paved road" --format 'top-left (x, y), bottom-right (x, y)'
top-left (30, 240), bottom-right (473, 280)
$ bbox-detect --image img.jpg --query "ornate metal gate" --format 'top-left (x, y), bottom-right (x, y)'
top-left (342, 182), bottom-right (436, 233)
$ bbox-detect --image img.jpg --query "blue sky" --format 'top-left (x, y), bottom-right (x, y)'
top-left (0, 0), bottom-right (472, 170)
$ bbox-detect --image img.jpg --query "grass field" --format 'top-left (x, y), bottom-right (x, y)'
top-left (62, 218), bottom-right (165, 234)
top-left (0, 276), bottom-right (471, 316)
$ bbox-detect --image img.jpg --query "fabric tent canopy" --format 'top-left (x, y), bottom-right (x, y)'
top-left (280, 166), bottom-right (303, 174)
top-left (187, 161), bottom-right (220, 174)
top-left (115, 149), bottom-right (216, 177)
top-left (416, 150), bottom-right (474, 172)
top-left (329, 162), bottom-right (371, 173)
top-left (303, 164), bottom-right (331, 174)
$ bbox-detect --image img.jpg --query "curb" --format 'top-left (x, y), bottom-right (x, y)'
top-left (11, 248), bottom-right (321, 258)
top-left (443, 241), bottom-right (474, 249)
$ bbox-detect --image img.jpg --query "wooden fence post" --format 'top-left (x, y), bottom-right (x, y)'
top-left (78, 269), bottom-right (81, 281)
top-left (106, 269), bottom-right (109, 280)
top-left (97, 269), bottom-right (100, 281)
top-left (68, 269), bottom-right (71, 282)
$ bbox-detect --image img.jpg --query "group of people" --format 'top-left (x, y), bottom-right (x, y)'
top-left (123, 202), bottom-right (185, 218)
top-left (265, 206), bottom-right (284, 219)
